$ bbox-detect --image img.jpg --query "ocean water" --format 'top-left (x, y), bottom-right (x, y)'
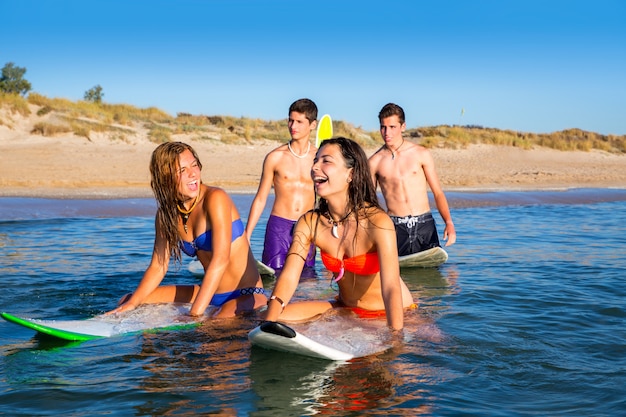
top-left (1, 189), bottom-right (625, 416)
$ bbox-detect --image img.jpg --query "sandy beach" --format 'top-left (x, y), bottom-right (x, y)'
top-left (1, 116), bottom-right (625, 199)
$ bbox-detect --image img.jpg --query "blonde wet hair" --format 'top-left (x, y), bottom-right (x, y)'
top-left (150, 141), bottom-right (203, 263)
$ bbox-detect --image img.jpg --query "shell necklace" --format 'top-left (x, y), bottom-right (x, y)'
top-left (327, 209), bottom-right (353, 239)
top-left (387, 138), bottom-right (405, 160)
top-left (287, 141), bottom-right (310, 159)
top-left (177, 194), bottom-right (199, 233)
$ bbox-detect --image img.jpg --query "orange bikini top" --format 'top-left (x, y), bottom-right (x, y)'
top-left (321, 251), bottom-right (380, 281)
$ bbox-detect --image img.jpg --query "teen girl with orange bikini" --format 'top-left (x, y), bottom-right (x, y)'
top-left (107, 142), bottom-right (267, 318)
top-left (264, 137), bottom-right (415, 330)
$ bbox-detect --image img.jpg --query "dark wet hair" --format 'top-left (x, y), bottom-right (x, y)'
top-left (290, 137), bottom-right (383, 263)
top-left (315, 137), bottom-right (380, 216)
top-left (378, 102), bottom-right (405, 125)
top-left (289, 98), bottom-right (318, 123)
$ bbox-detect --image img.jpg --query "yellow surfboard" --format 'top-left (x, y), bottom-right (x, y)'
top-left (315, 114), bottom-right (333, 148)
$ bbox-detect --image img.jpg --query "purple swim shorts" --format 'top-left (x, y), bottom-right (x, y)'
top-left (262, 215), bottom-right (315, 270)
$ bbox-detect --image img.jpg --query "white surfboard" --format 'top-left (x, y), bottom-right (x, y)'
top-left (188, 259), bottom-right (275, 277)
top-left (398, 246), bottom-right (448, 268)
top-left (1, 304), bottom-right (202, 342)
top-left (249, 322), bottom-right (354, 360)
top-left (249, 316), bottom-right (391, 361)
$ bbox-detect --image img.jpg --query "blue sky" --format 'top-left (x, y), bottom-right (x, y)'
top-left (3, 0), bottom-right (625, 134)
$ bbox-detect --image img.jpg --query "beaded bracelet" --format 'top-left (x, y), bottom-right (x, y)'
top-left (268, 295), bottom-right (285, 311)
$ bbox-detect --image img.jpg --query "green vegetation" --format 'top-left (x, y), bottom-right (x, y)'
top-left (22, 93), bottom-right (173, 141)
top-left (0, 63), bottom-right (32, 96)
top-left (0, 92), bottom-right (30, 116)
top-left (0, 92), bottom-right (624, 153)
top-left (410, 125), bottom-right (626, 153)
top-left (84, 85), bottom-right (104, 103)
top-left (30, 121), bottom-right (72, 136)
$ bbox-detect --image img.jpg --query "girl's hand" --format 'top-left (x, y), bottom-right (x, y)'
top-left (103, 294), bottom-right (137, 315)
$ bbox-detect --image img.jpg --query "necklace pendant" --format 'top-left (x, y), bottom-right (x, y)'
top-left (327, 210), bottom-right (352, 239)
top-left (178, 194), bottom-right (199, 235)
top-left (182, 213), bottom-right (190, 233)
top-left (392, 153), bottom-right (395, 160)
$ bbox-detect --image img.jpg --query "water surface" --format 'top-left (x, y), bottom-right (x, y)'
top-left (1, 189), bottom-right (625, 416)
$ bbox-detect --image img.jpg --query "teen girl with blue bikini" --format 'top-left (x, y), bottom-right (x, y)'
top-left (108, 142), bottom-right (267, 317)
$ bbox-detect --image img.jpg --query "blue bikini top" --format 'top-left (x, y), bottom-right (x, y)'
top-left (179, 219), bottom-right (244, 257)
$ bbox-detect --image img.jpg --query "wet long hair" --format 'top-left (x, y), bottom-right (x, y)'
top-left (150, 141), bottom-right (203, 264)
top-left (315, 137), bottom-right (381, 220)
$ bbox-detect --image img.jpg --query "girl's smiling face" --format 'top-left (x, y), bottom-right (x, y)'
top-left (311, 143), bottom-right (352, 198)
top-left (177, 149), bottom-right (201, 200)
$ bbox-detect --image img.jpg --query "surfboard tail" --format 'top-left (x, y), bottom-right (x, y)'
top-left (398, 247), bottom-right (448, 268)
top-left (249, 321), bottom-right (354, 361)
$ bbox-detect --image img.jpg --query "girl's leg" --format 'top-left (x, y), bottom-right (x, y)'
top-left (278, 300), bottom-right (334, 322)
top-left (118, 285), bottom-right (199, 305)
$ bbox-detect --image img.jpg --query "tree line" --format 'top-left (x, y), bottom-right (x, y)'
top-left (0, 62), bottom-right (103, 103)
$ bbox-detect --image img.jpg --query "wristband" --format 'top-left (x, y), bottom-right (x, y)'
top-left (268, 295), bottom-right (285, 311)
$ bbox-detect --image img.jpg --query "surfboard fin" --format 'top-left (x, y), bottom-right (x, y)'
top-left (260, 321), bottom-right (296, 338)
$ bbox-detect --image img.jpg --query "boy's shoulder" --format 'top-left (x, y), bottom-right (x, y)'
top-left (415, 143), bottom-right (436, 160)
top-left (269, 142), bottom-right (289, 153)
top-left (369, 145), bottom-right (388, 161)
top-left (403, 140), bottom-right (430, 156)
top-left (263, 143), bottom-right (289, 161)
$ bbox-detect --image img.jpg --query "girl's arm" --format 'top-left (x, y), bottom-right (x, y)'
top-left (107, 215), bottom-right (169, 314)
top-left (374, 212), bottom-right (404, 330)
top-left (264, 213), bottom-right (312, 321)
top-left (190, 189), bottom-right (233, 316)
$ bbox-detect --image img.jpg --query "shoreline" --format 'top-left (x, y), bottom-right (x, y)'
top-left (4, 184), bottom-right (626, 200)
top-left (3, 188), bottom-right (626, 221)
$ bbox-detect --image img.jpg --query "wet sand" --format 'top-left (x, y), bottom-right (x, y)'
top-left (3, 188), bottom-right (626, 221)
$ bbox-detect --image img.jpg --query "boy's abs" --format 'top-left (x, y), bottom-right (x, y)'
top-left (382, 186), bottom-right (431, 217)
top-left (270, 183), bottom-right (315, 220)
